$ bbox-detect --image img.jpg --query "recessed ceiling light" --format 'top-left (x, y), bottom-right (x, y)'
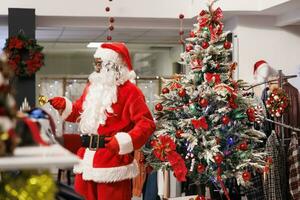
top-left (87, 42), bottom-right (102, 48)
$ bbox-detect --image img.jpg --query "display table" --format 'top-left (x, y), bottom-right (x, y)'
top-left (0, 144), bottom-right (79, 170)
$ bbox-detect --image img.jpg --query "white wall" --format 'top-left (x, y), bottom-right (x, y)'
top-left (226, 16), bottom-right (300, 87)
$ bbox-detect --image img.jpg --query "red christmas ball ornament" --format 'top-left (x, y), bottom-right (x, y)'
top-left (196, 195), bottom-right (206, 200)
top-left (178, 89), bottom-right (186, 97)
top-left (109, 25), bottom-right (114, 31)
top-left (106, 35), bottom-right (112, 41)
top-left (199, 10), bottom-right (207, 16)
top-left (179, 30), bottom-right (184, 35)
top-left (105, 7), bottom-right (110, 12)
top-left (242, 171), bottom-right (251, 182)
top-left (224, 41), bottom-right (231, 49)
top-left (201, 41), bottom-right (209, 49)
top-left (185, 44), bottom-right (193, 52)
top-left (162, 87), bottom-right (170, 94)
top-left (239, 142), bottom-right (248, 151)
top-left (109, 17), bottom-right (115, 23)
top-left (155, 103), bottom-right (163, 111)
top-left (179, 14), bottom-right (184, 19)
top-left (176, 129), bottom-right (183, 138)
top-left (222, 116), bottom-right (230, 125)
top-left (214, 153), bottom-right (223, 165)
top-left (197, 164), bottom-right (206, 173)
top-left (199, 98), bottom-right (208, 107)
top-left (190, 31), bottom-right (196, 37)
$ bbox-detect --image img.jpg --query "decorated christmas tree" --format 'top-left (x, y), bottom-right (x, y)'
top-left (144, 1), bottom-right (269, 199)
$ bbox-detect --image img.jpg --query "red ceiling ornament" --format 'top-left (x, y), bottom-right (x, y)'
top-left (106, 1), bottom-right (114, 41)
top-left (178, 14), bottom-right (185, 45)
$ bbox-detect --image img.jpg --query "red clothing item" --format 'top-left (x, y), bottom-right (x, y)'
top-left (60, 81), bottom-right (155, 184)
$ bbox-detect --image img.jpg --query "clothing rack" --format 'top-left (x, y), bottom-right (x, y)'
top-left (249, 70), bottom-right (298, 146)
top-left (242, 74), bottom-right (297, 91)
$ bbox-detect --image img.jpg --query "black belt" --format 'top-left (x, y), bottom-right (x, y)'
top-left (80, 134), bottom-right (106, 150)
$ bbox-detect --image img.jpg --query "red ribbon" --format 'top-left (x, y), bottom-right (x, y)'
top-left (213, 8), bottom-right (223, 21)
top-left (192, 117), bottom-right (208, 130)
top-left (205, 73), bottom-right (221, 84)
top-left (151, 136), bottom-right (187, 182)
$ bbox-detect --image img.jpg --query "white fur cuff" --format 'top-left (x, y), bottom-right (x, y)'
top-left (115, 132), bottom-right (134, 155)
top-left (61, 97), bottom-right (72, 120)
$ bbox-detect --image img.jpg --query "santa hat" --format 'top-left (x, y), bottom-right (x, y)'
top-left (94, 42), bottom-right (136, 82)
top-left (253, 60), bottom-right (269, 75)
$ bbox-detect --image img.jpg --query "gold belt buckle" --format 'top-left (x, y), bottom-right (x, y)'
top-left (89, 134), bottom-right (99, 151)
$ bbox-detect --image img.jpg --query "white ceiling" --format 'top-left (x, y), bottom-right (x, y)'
top-left (0, 0), bottom-right (300, 47)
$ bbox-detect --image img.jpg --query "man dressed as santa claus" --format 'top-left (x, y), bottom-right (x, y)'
top-left (49, 42), bottom-right (156, 200)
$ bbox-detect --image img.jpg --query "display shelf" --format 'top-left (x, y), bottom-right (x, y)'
top-left (0, 144), bottom-right (79, 170)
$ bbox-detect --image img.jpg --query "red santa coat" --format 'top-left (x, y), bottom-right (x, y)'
top-left (61, 81), bottom-right (156, 183)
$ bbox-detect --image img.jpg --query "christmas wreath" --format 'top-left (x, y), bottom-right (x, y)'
top-left (3, 33), bottom-right (44, 77)
top-left (266, 88), bottom-right (289, 117)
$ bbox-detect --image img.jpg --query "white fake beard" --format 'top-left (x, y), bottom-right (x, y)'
top-left (79, 69), bottom-right (118, 134)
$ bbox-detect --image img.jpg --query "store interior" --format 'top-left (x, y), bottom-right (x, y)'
top-left (0, 0), bottom-right (300, 200)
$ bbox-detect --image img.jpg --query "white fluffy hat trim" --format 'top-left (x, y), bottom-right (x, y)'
top-left (94, 47), bottom-right (124, 67)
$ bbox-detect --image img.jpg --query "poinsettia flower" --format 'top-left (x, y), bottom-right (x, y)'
top-left (151, 135), bottom-right (176, 161)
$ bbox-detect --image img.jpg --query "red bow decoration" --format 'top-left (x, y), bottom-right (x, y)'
top-left (213, 8), bottom-right (224, 21)
top-left (191, 59), bottom-right (203, 70)
top-left (151, 135), bottom-right (187, 182)
top-left (192, 116), bottom-right (208, 130)
top-left (205, 73), bottom-right (221, 85)
top-left (170, 82), bottom-right (182, 90)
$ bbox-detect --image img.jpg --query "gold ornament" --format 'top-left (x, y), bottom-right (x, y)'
top-left (0, 132), bottom-right (9, 141)
top-left (1, 170), bottom-right (57, 200)
top-left (38, 95), bottom-right (49, 106)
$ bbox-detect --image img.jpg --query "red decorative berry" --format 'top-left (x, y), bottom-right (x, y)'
top-left (109, 17), bottom-right (115, 23)
top-left (176, 129), bottom-right (183, 138)
top-left (185, 44), bottom-right (193, 52)
top-left (162, 87), bottom-right (170, 94)
top-left (199, 98), bottom-right (208, 107)
top-left (105, 7), bottom-right (110, 12)
top-left (239, 142), bottom-right (248, 151)
top-left (222, 116), bottom-right (230, 125)
top-left (190, 31), bottom-right (196, 37)
top-left (106, 35), bottom-right (112, 41)
top-left (242, 171), bottom-right (251, 182)
top-left (196, 195), bottom-right (206, 200)
top-left (109, 25), bottom-right (114, 31)
top-left (197, 164), bottom-right (206, 173)
top-left (199, 10), bottom-right (206, 16)
top-left (214, 154), bottom-right (223, 165)
top-left (224, 41), bottom-right (231, 49)
top-left (178, 89), bottom-right (186, 97)
top-left (155, 103), bottom-right (163, 111)
top-left (179, 30), bottom-right (184, 35)
top-left (179, 14), bottom-right (184, 19)
top-left (201, 41), bottom-right (209, 49)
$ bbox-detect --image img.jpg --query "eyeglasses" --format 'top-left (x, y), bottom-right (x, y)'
top-left (93, 60), bottom-right (103, 66)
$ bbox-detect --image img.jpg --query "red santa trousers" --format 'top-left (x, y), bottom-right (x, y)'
top-left (74, 174), bottom-right (132, 200)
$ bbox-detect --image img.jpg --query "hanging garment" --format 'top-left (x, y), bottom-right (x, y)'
top-left (244, 172), bottom-right (265, 200)
top-left (263, 132), bottom-right (287, 200)
top-left (278, 83), bottom-right (300, 138)
top-left (143, 171), bottom-right (160, 200)
top-left (288, 132), bottom-right (300, 200)
top-left (132, 150), bottom-right (147, 197)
